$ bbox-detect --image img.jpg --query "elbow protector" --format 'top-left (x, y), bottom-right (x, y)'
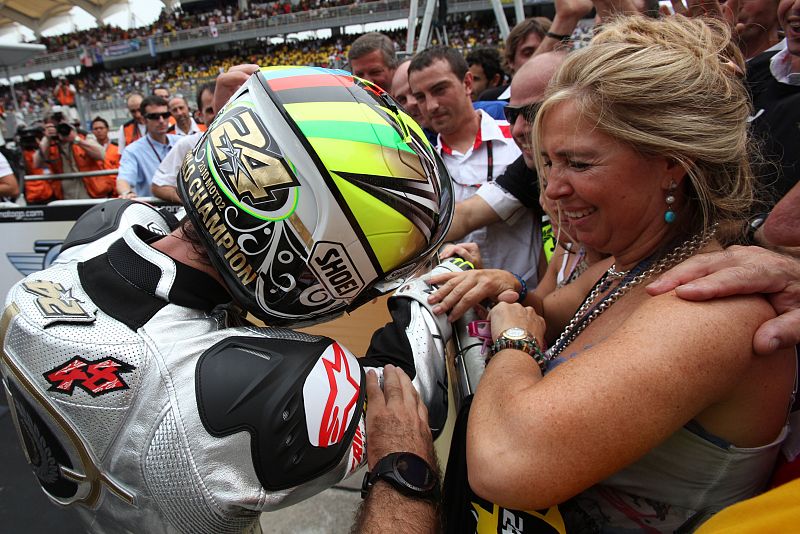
top-left (196, 329), bottom-right (365, 496)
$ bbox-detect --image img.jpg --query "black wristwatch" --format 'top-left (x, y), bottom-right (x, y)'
top-left (361, 452), bottom-right (440, 503)
top-left (746, 212), bottom-right (768, 244)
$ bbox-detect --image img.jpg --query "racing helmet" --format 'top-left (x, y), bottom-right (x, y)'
top-left (177, 66), bottom-right (453, 326)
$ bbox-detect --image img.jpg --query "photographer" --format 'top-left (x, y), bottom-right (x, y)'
top-left (17, 125), bottom-right (60, 204)
top-left (0, 150), bottom-right (18, 203)
top-left (33, 118), bottom-right (110, 200)
top-left (53, 77), bottom-right (78, 122)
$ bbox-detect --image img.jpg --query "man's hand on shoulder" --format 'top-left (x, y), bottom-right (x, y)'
top-left (647, 246), bottom-right (800, 354)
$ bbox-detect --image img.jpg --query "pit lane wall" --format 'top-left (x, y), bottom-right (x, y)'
top-left (0, 199), bottom-right (182, 302)
top-left (1, 202), bottom-right (93, 300)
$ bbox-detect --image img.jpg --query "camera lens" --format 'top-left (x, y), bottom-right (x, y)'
top-left (56, 123), bottom-right (73, 137)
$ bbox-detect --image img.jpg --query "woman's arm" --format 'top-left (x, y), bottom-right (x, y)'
top-left (648, 246), bottom-right (800, 353)
top-left (467, 292), bottom-right (790, 510)
top-left (0, 172), bottom-right (19, 199)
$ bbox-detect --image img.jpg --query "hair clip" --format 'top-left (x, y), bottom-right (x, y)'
top-left (719, 56), bottom-right (744, 78)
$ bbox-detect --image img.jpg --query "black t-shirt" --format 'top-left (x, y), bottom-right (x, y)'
top-left (746, 50), bottom-right (800, 207)
top-left (494, 154), bottom-right (544, 219)
top-left (478, 85), bottom-right (510, 102)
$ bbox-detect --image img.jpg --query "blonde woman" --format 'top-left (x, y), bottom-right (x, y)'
top-left (442, 16), bottom-right (795, 532)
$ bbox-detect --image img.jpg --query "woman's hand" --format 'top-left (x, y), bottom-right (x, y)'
top-left (427, 269), bottom-right (520, 321)
top-left (439, 242), bottom-right (483, 269)
top-left (488, 302), bottom-right (546, 345)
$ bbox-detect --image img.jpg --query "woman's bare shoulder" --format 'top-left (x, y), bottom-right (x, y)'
top-left (646, 289), bottom-right (776, 334)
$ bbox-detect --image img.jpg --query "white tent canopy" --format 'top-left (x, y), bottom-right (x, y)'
top-left (0, 0), bottom-right (147, 37)
top-left (0, 41), bottom-right (45, 66)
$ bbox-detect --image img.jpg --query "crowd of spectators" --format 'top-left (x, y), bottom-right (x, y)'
top-left (1, 14), bottom-right (500, 122)
top-left (36, 0), bottom-right (380, 54)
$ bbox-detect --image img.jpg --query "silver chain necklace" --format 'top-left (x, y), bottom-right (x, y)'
top-left (607, 264), bottom-right (628, 279)
top-left (548, 224), bottom-right (718, 359)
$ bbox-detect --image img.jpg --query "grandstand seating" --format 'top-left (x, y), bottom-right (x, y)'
top-left (0, 0), bottom-right (544, 137)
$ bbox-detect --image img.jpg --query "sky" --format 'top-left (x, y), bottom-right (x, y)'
top-left (0, 0), bottom-right (165, 44)
top-left (0, 0), bottom-right (409, 45)
top-left (0, 0), bottom-right (407, 82)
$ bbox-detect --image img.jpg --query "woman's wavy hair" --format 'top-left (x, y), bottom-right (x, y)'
top-left (532, 15), bottom-right (754, 241)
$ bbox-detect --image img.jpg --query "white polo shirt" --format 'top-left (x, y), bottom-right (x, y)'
top-left (436, 110), bottom-right (539, 285)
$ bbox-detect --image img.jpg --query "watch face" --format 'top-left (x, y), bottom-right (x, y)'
top-left (504, 327), bottom-right (528, 340)
top-left (394, 453), bottom-right (437, 492)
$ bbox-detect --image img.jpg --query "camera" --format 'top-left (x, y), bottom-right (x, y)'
top-left (56, 122), bottom-right (74, 137)
top-left (18, 126), bottom-right (44, 151)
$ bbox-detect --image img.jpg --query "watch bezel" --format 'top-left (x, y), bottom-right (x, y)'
top-left (361, 452), bottom-right (439, 501)
top-left (390, 452), bottom-right (438, 493)
top-left (502, 326), bottom-right (529, 341)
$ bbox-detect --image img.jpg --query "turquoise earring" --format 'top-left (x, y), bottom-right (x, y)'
top-left (664, 181), bottom-right (677, 224)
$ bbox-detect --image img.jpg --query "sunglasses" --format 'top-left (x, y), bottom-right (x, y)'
top-left (145, 111), bottom-right (171, 121)
top-left (504, 102), bottom-right (541, 125)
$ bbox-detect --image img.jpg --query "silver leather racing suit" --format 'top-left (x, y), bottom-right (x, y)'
top-left (0, 201), bottom-right (454, 534)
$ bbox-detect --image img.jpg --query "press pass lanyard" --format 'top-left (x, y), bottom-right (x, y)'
top-left (486, 140), bottom-right (493, 182)
top-left (146, 136), bottom-right (169, 163)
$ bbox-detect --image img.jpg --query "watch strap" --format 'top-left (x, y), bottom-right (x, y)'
top-left (510, 272), bottom-right (528, 303)
top-left (490, 333), bottom-right (547, 372)
top-left (361, 452), bottom-right (440, 503)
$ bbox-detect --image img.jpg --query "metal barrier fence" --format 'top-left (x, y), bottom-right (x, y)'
top-left (24, 169), bottom-right (119, 182)
top-left (13, 0), bottom-right (546, 75)
top-left (17, 0), bottom-right (416, 70)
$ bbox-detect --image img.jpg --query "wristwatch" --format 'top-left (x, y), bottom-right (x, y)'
top-left (746, 213), bottom-right (768, 244)
top-left (490, 327), bottom-right (547, 371)
top-left (361, 452), bottom-right (440, 503)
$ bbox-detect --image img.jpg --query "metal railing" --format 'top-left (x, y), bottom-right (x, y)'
top-left (11, 0), bottom-right (548, 76)
top-left (24, 169), bottom-right (118, 182)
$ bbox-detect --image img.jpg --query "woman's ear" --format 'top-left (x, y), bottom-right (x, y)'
top-left (662, 157), bottom-right (689, 189)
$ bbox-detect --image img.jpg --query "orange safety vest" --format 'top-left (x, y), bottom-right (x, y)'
top-left (45, 139), bottom-right (114, 199)
top-left (55, 85), bottom-right (75, 106)
top-left (23, 149), bottom-right (62, 204)
top-left (104, 142), bottom-right (121, 169)
top-left (122, 120), bottom-right (143, 147)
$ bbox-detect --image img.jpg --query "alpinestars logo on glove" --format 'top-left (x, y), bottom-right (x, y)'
top-left (44, 356), bottom-right (135, 397)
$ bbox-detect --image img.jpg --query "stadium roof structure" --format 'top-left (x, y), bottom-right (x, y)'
top-left (0, 41), bottom-right (46, 66)
top-left (0, 0), bottom-right (134, 37)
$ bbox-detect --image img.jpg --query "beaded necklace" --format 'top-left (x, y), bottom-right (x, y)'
top-left (548, 225), bottom-right (718, 359)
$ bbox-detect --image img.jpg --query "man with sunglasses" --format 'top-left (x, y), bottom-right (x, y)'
top-left (116, 96), bottom-right (179, 199)
top-left (152, 83), bottom-right (216, 203)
